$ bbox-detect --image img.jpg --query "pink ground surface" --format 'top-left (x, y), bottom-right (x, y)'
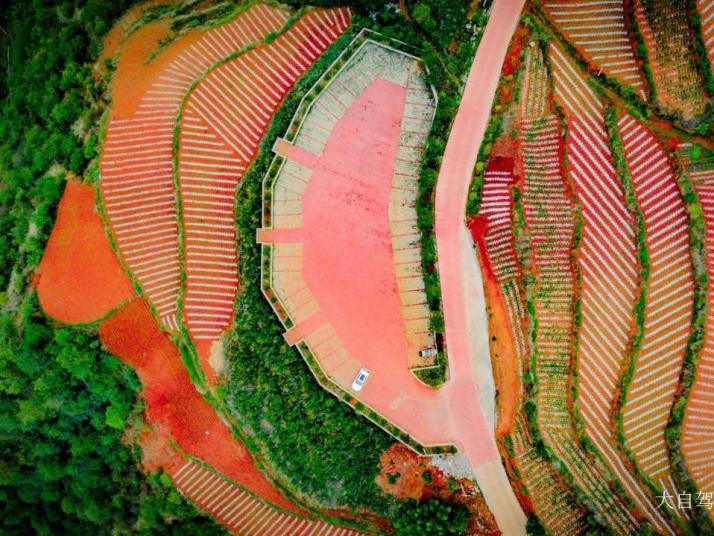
top-left (299, 78), bottom-right (452, 441)
top-left (276, 77), bottom-right (497, 460)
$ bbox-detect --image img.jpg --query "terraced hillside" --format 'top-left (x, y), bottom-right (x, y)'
top-left (549, 44), bottom-right (676, 533)
top-left (471, 153), bottom-right (588, 534)
top-left (518, 42), bottom-right (638, 534)
top-left (467, 3), bottom-right (714, 530)
top-left (44, 3), bottom-right (366, 534)
top-left (617, 115), bottom-right (693, 507)
top-left (176, 8), bottom-right (351, 377)
top-left (23, 0), bottom-right (714, 534)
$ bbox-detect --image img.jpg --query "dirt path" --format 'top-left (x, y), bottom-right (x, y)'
top-left (434, 1), bottom-right (527, 534)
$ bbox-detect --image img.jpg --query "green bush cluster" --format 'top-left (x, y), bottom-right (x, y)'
top-left (0, 0), bottom-right (237, 532)
top-left (391, 498), bottom-right (470, 536)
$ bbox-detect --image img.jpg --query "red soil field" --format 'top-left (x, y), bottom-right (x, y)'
top-left (178, 8), bottom-right (351, 381)
top-left (543, 0), bottom-right (647, 97)
top-left (36, 179), bottom-right (134, 324)
top-left (483, 274), bottom-right (519, 439)
top-left (98, 297), bottom-right (304, 515)
top-left (96, 0), bottom-right (174, 75)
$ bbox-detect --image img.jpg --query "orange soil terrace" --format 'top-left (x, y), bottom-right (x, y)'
top-left (178, 8), bottom-right (351, 381)
top-left (101, 4), bottom-right (290, 333)
top-left (36, 179), bottom-right (134, 323)
top-left (549, 43), bottom-right (674, 532)
top-left (96, 0), bottom-right (174, 73)
top-left (98, 298), bottom-right (362, 535)
top-left (98, 298), bottom-right (296, 506)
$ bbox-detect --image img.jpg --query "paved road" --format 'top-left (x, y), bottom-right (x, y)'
top-left (435, 1), bottom-right (527, 534)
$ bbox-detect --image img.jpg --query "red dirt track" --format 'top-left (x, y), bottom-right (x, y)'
top-left (98, 297), bottom-right (303, 515)
top-left (36, 180), bottom-right (135, 323)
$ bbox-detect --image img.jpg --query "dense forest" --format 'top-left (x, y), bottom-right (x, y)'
top-left (0, 0), bottom-right (225, 532)
top-left (0, 0), bottom-right (483, 533)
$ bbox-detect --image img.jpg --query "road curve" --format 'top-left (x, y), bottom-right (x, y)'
top-left (435, 1), bottom-right (527, 535)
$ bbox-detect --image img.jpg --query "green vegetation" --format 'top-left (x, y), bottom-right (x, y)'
top-left (0, 301), bottom-right (224, 534)
top-left (526, 515), bottom-right (547, 536)
top-left (391, 499), bottom-right (470, 536)
top-left (0, 0), bottom-right (227, 532)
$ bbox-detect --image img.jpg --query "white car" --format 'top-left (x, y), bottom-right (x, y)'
top-left (351, 368), bottom-right (370, 392)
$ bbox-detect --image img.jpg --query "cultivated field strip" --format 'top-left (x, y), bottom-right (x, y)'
top-left (618, 114), bottom-right (693, 500)
top-left (101, 3), bottom-right (288, 330)
top-left (543, 0), bottom-right (647, 97)
top-left (683, 162), bottom-right (714, 520)
top-left (634, 0), bottom-right (708, 118)
top-left (171, 458), bottom-right (359, 535)
top-left (477, 149), bottom-right (587, 534)
top-left (480, 164), bottom-right (520, 283)
top-left (698, 0), bottom-right (714, 68)
top-left (520, 46), bottom-right (549, 118)
top-left (520, 44), bottom-right (637, 533)
top-left (510, 414), bottom-right (588, 535)
top-left (521, 116), bottom-right (638, 535)
top-left (551, 42), bottom-right (674, 533)
top-left (178, 8), bottom-right (351, 344)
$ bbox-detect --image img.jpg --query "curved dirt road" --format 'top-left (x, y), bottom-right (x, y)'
top-left (435, 1), bottom-right (527, 534)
